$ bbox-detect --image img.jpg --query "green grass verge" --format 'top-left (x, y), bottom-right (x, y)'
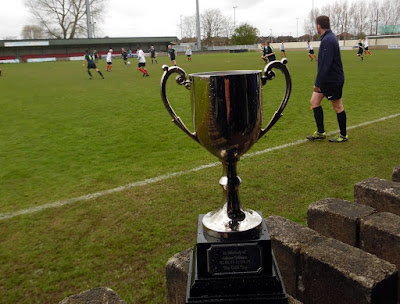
top-left (0, 50), bottom-right (399, 303)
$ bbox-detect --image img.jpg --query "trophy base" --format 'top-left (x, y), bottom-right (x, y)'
top-left (186, 214), bottom-right (288, 304)
top-left (202, 203), bottom-right (263, 241)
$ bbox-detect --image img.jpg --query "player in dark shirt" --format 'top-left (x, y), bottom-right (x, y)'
top-left (306, 15), bottom-right (347, 143)
top-left (357, 40), bottom-right (364, 61)
top-left (149, 45), bottom-right (157, 64)
top-left (261, 41), bottom-right (276, 63)
top-left (83, 50), bottom-right (104, 79)
top-left (122, 48), bottom-right (128, 65)
top-left (168, 45), bottom-right (177, 65)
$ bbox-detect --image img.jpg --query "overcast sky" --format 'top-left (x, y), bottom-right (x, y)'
top-left (1, 0), bottom-right (337, 40)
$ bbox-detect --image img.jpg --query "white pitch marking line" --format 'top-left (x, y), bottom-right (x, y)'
top-left (1, 113), bottom-right (399, 221)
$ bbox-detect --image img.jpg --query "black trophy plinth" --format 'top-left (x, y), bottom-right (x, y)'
top-left (186, 214), bottom-right (288, 304)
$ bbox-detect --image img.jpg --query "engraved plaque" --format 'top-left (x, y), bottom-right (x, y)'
top-left (207, 243), bottom-right (263, 275)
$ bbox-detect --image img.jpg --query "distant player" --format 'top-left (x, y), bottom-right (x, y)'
top-left (149, 45), bottom-right (157, 64)
top-left (83, 49), bottom-right (104, 79)
top-left (307, 41), bottom-right (318, 61)
top-left (261, 41), bottom-right (276, 63)
top-left (122, 48), bottom-right (128, 65)
top-left (137, 46), bottom-right (149, 77)
top-left (357, 39), bottom-right (364, 61)
top-left (168, 44), bottom-right (177, 65)
top-left (185, 46), bottom-right (192, 61)
top-left (280, 41), bottom-right (286, 58)
top-left (363, 39), bottom-right (372, 55)
top-left (93, 50), bottom-right (98, 62)
top-left (106, 49), bottom-right (113, 71)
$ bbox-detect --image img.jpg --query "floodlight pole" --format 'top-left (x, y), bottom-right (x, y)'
top-left (85, 0), bottom-right (93, 38)
top-left (196, 0), bottom-right (202, 51)
top-left (233, 6), bottom-right (237, 29)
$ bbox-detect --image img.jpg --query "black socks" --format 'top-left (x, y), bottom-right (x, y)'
top-left (337, 110), bottom-right (347, 136)
top-left (313, 106), bottom-right (324, 133)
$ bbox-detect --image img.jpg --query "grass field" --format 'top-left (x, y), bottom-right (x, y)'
top-left (0, 49), bottom-right (399, 303)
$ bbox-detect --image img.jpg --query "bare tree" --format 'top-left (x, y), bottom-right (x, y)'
top-left (201, 8), bottom-right (227, 45)
top-left (349, 1), bottom-right (368, 38)
top-left (25, 0), bottom-right (106, 39)
top-left (21, 25), bottom-right (45, 39)
top-left (182, 15), bottom-right (196, 39)
top-left (304, 7), bottom-right (320, 39)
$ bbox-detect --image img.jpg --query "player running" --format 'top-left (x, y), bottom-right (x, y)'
top-left (307, 41), bottom-right (318, 61)
top-left (363, 39), bottom-right (372, 56)
top-left (106, 49), bottom-right (113, 71)
top-left (137, 46), bottom-right (149, 77)
top-left (261, 41), bottom-right (276, 63)
top-left (357, 39), bottom-right (364, 61)
top-left (83, 50), bottom-right (104, 79)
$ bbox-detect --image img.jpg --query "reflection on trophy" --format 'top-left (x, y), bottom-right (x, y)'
top-left (161, 59), bottom-right (291, 303)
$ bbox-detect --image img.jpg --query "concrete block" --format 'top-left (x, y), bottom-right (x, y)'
top-left (166, 248), bottom-right (192, 304)
top-left (265, 216), bottom-right (324, 298)
top-left (360, 212), bottom-right (400, 301)
top-left (59, 287), bottom-right (126, 304)
top-left (393, 165), bottom-right (400, 182)
top-left (307, 198), bottom-right (375, 247)
top-left (300, 237), bottom-right (398, 304)
top-left (360, 212), bottom-right (400, 268)
top-left (354, 178), bottom-right (400, 216)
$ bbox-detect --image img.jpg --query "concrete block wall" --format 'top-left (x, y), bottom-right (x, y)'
top-left (266, 216), bottom-right (397, 304)
top-left (166, 166), bottom-right (400, 303)
top-left (307, 165), bottom-right (400, 302)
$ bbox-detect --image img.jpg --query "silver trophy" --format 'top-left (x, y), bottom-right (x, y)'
top-left (161, 60), bottom-right (291, 239)
top-left (161, 59), bottom-right (291, 303)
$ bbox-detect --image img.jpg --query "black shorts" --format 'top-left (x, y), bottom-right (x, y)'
top-left (320, 84), bottom-right (343, 101)
top-left (365, 46), bottom-right (369, 50)
top-left (87, 62), bottom-right (97, 69)
top-left (170, 55), bottom-right (176, 61)
top-left (309, 50), bottom-right (314, 54)
top-left (138, 62), bottom-right (146, 67)
top-left (107, 61), bottom-right (112, 65)
top-left (357, 48), bottom-right (363, 55)
top-left (151, 53), bottom-right (156, 58)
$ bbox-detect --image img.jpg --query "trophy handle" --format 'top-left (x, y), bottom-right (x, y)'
top-left (259, 58), bottom-right (292, 139)
top-left (160, 65), bottom-right (199, 143)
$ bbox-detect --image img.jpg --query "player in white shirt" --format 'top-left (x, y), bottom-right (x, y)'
top-left (363, 39), bottom-right (372, 56)
top-left (136, 46), bottom-right (149, 77)
top-left (307, 41), bottom-right (318, 61)
top-left (106, 49), bottom-right (113, 71)
top-left (280, 42), bottom-right (286, 58)
top-left (185, 46), bottom-right (192, 61)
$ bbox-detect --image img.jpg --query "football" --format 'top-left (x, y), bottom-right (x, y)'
top-left (127, 61), bottom-right (131, 65)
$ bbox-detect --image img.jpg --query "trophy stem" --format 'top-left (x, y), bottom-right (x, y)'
top-left (223, 159), bottom-right (245, 222)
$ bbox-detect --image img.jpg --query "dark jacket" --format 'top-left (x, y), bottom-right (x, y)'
top-left (315, 29), bottom-right (344, 87)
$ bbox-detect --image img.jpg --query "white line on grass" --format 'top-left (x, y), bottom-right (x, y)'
top-left (1, 113), bottom-right (399, 221)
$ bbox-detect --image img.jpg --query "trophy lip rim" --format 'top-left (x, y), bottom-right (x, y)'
top-left (189, 70), bottom-right (262, 77)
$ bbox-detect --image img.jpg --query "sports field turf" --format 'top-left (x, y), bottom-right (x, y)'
top-left (0, 50), bottom-right (399, 303)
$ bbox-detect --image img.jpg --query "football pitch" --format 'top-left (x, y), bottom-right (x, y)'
top-left (0, 50), bottom-right (399, 303)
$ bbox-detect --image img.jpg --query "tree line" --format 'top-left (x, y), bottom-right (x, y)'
top-left (305, 0), bottom-right (400, 39)
top-left (19, 0), bottom-right (400, 42)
